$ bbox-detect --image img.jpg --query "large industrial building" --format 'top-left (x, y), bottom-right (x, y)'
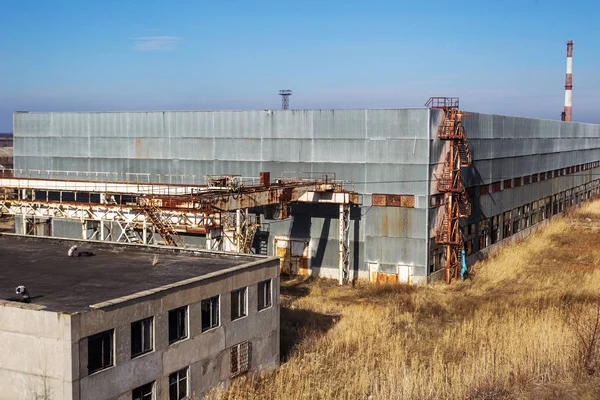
top-left (7, 101), bottom-right (600, 284)
top-left (0, 234), bottom-right (279, 400)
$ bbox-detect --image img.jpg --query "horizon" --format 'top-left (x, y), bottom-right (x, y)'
top-left (1, 0), bottom-right (599, 132)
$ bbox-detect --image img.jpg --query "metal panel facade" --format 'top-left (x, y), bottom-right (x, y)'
top-left (14, 109), bottom-right (432, 281)
top-left (428, 111), bottom-right (600, 275)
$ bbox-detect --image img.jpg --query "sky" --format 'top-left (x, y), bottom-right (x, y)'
top-left (0, 0), bottom-right (598, 132)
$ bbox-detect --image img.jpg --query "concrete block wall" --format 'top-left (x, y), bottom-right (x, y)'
top-left (0, 258), bottom-right (278, 400)
top-left (0, 303), bottom-right (75, 400)
top-left (74, 260), bottom-right (279, 399)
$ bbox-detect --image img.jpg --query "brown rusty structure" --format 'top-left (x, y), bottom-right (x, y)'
top-left (0, 169), bottom-right (359, 283)
top-left (426, 98), bottom-right (472, 283)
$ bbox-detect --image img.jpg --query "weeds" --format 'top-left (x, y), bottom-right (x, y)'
top-left (209, 201), bottom-right (600, 400)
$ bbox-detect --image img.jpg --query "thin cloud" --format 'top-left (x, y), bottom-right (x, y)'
top-left (133, 36), bottom-right (182, 51)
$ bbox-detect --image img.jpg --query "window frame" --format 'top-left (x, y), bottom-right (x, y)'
top-left (131, 316), bottom-right (154, 359)
top-left (132, 381), bottom-right (155, 400)
top-left (168, 367), bottom-right (189, 400)
top-left (231, 287), bottom-right (248, 321)
top-left (257, 279), bottom-right (272, 311)
top-left (87, 329), bottom-right (114, 375)
top-left (168, 306), bottom-right (189, 345)
top-left (201, 295), bottom-right (220, 332)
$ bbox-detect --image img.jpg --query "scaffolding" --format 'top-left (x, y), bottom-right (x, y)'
top-left (426, 97), bottom-right (472, 283)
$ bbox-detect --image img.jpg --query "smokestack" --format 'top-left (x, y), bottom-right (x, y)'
top-left (563, 40), bottom-right (573, 122)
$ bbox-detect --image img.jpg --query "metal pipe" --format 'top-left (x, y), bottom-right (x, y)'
top-left (339, 204), bottom-right (344, 285)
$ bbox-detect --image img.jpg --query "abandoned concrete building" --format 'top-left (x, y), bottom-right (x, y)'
top-left (0, 234), bottom-right (279, 400)
top-left (6, 102), bottom-right (600, 284)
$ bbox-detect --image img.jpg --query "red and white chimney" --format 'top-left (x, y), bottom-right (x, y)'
top-left (563, 40), bottom-right (573, 122)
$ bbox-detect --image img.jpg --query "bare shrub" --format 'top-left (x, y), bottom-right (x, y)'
top-left (567, 300), bottom-right (600, 376)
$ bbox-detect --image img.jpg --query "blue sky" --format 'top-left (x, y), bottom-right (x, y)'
top-left (0, 0), bottom-right (598, 131)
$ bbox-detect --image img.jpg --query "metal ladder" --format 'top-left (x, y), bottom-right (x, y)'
top-left (140, 201), bottom-right (185, 247)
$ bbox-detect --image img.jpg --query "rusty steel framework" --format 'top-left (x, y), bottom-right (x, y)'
top-left (0, 169), bottom-right (359, 283)
top-left (426, 97), bottom-right (472, 283)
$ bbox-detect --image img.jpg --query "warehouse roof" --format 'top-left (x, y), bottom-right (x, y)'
top-left (0, 234), bottom-right (271, 313)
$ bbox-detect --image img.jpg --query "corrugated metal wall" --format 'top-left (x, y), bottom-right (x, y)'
top-left (428, 111), bottom-right (600, 274)
top-left (14, 109), bottom-right (432, 281)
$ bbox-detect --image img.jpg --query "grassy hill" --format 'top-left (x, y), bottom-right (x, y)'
top-left (211, 201), bottom-right (600, 400)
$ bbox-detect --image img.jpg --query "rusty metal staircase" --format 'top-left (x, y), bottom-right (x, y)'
top-left (427, 97), bottom-right (472, 283)
top-left (139, 200), bottom-right (186, 247)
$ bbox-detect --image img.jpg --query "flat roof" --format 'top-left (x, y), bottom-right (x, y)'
top-left (0, 234), bottom-right (268, 313)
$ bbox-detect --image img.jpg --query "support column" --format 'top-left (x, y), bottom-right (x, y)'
top-left (143, 219), bottom-right (148, 244)
top-left (100, 221), bottom-right (105, 241)
top-left (338, 204), bottom-right (350, 285)
top-left (236, 209), bottom-right (242, 253)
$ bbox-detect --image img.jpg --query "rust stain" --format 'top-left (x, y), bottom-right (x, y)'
top-left (382, 213), bottom-right (388, 237)
top-left (279, 188), bottom-right (292, 202)
top-left (376, 272), bottom-right (399, 284)
top-left (386, 194), bottom-right (401, 207)
top-left (401, 195), bottom-right (415, 208)
top-left (298, 257), bottom-right (309, 276)
top-left (372, 194), bottom-right (387, 206)
top-left (135, 137), bottom-right (143, 159)
top-left (370, 270), bottom-right (400, 284)
top-left (372, 193), bottom-right (414, 208)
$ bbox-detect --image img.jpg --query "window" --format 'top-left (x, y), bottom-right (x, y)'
top-left (87, 329), bottom-right (114, 374)
top-left (131, 317), bottom-right (153, 358)
top-left (230, 341), bottom-right (250, 376)
top-left (231, 287), bottom-right (247, 320)
top-left (168, 306), bottom-right (188, 344)
top-left (201, 296), bottom-right (220, 332)
top-left (132, 381), bottom-right (154, 400)
top-left (169, 368), bottom-right (188, 400)
top-left (258, 280), bottom-right (272, 311)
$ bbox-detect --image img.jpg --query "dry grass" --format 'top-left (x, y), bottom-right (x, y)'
top-left (209, 202), bottom-right (600, 400)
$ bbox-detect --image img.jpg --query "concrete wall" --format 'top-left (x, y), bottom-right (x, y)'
top-left (72, 258), bottom-right (279, 400)
top-left (14, 109), bottom-right (433, 281)
top-left (0, 303), bottom-right (75, 400)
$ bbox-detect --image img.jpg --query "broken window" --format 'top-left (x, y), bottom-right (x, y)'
top-left (231, 341), bottom-right (250, 376)
top-left (132, 381), bottom-right (154, 400)
top-left (169, 368), bottom-right (188, 400)
top-left (87, 329), bottom-right (114, 374)
top-left (465, 239), bottom-right (474, 256)
top-left (231, 287), bottom-right (247, 320)
top-left (201, 296), bottom-right (220, 332)
top-left (168, 306), bottom-right (188, 344)
top-left (491, 215), bottom-right (500, 244)
top-left (131, 317), bottom-right (153, 358)
top-left (258, 280), bottom-right (272, 311)
top-left (503, 211), bottom-right (512, 238)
